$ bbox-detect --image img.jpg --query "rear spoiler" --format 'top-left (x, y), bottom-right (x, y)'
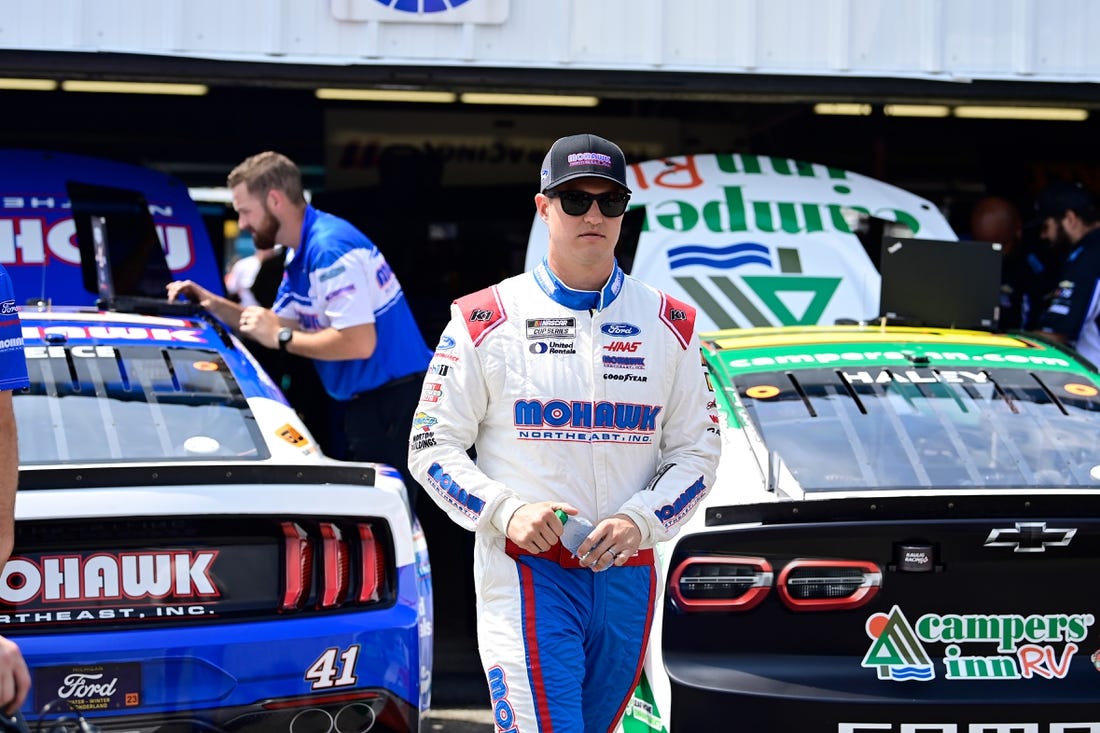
top-left (706, 492), bottom-right (1100, 527)
top-left (18, 462), bottom-right (378, 491)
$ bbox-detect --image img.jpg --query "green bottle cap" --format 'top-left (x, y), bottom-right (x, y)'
top-left (554, 509), bottom-right (568, 524)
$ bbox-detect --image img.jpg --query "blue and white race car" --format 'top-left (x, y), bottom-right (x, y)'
top-left (2, 151), bottom-right (433, 732)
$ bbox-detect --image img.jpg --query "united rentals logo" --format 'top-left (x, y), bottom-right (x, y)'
top-left (529, 340), bottom-right (576, 355)
top-left (862, 605), bottom-right (1094, 682)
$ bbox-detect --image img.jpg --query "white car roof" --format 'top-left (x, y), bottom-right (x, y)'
top-left (526, 152), bottom-right (957, 332)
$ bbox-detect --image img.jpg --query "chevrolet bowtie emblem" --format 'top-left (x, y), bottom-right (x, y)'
top-left (984, 522), bottom-right (1076, 553)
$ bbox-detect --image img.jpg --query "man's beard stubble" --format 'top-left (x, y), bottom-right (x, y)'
top-left (251, 209), bottom-right (280, 251)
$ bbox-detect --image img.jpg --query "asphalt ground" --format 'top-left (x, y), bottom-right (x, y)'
top-left (428, 619), bottom-right (494, 731)
top-left (427, 707), bottom-right (494, 732)
top-left (418, 501), bottom-right (509, 732)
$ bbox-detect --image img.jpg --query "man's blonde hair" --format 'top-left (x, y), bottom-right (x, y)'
top-left (227, 151), bottom-right (306, 205)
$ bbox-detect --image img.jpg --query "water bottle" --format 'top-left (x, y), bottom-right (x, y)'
top-left (555, 509), bottom-right (595, 556)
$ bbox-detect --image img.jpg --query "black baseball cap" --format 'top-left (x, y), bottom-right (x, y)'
top-left (1032, 180), bottom-right (1100, 223)
top-left (539, 134), bottom-right (631, 194)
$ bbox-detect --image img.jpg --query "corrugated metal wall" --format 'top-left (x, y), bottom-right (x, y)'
top-left (3, 0), bottom-right (1100, 83)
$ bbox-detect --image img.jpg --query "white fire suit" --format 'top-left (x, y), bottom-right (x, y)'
top-left (409, 260), bottom-right (720, 732)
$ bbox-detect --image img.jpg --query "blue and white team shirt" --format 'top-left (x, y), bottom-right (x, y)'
top-left (273, 207), bottom-right (431, 401)
top-left (1040, 228), bottom-right (1100, 367)
top-left (0, 264), bottom-right (28, 391)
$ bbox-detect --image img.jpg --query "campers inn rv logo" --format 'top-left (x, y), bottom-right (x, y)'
top-left (633, 154), bottom-right (930, 329)
top-left (862, 605), bottom-right (1094, 682)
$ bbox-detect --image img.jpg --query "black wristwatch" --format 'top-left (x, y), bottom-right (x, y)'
top-left (277, 327), bottom-right (293, 352)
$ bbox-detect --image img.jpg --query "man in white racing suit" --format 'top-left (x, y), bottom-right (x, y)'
top-left (408, 133), bottom-right (721, 732)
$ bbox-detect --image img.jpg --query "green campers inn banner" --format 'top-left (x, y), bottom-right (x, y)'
top-left (526, 153), bottom-right (958, 332)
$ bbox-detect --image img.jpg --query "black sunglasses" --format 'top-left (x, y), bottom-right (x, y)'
top-left (547, 190), bottom-right (630, 217)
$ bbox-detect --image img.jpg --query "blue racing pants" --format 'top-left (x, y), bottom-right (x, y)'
top-left (475, 540), bottom-right (656, 733)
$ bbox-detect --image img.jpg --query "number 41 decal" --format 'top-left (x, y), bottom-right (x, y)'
top-left (305, 645), bottom-right (360, 690)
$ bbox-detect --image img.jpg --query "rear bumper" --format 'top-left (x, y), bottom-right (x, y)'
top-left (667, 653), bottom-right (1100, 732)
top-left (13, 571), bottom-right (429, 732)
top-left (39, 691), bottom-right (422, 733)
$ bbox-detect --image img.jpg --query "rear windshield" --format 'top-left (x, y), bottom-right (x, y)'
top-left (14, 345), bottom-right (269, 464)
top-left (734, 366), bottom-right (1100, 490)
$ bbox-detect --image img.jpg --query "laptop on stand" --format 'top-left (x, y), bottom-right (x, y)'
top-left (69, 180), bottom-right (199, 316)
top-left (878, 237), bottom-right (1003, 331)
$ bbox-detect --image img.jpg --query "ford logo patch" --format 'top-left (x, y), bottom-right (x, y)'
top-left (601, 323), bottom-right (641, 337)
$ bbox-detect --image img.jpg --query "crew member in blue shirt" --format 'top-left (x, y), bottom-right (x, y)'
top-left (1034, 182), bottom-right (1100, 367)
top-left (167, 152), bottom-right (432, 508)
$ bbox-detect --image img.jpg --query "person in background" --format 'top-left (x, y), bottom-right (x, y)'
top-left (1033, 181), bottom-right (1081, 257)
top-left (0, 263), bottom-right (32, 715)
top-left (167, 151), bottom-right (432, 508)
top-left (408, 133), bottom-right (722, 732)
top-left (1033, 181), bottom-right (1100, 365)
top-left (224, 238), bottom-right (284, 309)
top-left (1029, 181), bottom-right (1084, 286)
top-left (969, 195), bottom-right (1052, 330)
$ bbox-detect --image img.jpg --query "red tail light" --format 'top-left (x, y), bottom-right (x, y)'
top-left (318, 523), bottom-right (350, 609)
top-left (669, 556), bottom-right (773, 612)
top-left (777, 559), bottom-right (881, 611)
top-left (282, 520), bottom-right (389, 612)
top-left (358, 523), bottom-right (383, 603)
top-left (281, 522), bottom-right (311, 612)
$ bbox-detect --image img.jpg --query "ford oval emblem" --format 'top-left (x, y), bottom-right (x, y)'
top-left (601, 323), bottom-right (641, 337)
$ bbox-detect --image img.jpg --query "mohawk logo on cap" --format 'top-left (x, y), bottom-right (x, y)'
top-left (567, 152), bottom-right (613, 169)
top-left (539, 133), bottom-right (631, 193)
